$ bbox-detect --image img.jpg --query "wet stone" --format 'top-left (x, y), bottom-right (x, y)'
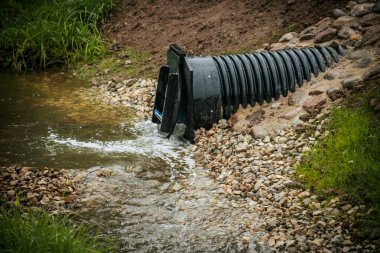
top-left (353, 57), bottom-right (372, 68)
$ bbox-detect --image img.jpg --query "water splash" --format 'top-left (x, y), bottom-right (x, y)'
top-left (47, 121), bottom-right (194, 169)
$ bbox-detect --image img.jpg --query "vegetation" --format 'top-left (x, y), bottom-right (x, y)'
top-left (0, 0), bottom-right (113, 71)
top-left (298, 82), bottom-right (380, 237)
top-left (72, 47), bottom-right (156, 81)
top-left (0, 208), bottom-right (116, 253)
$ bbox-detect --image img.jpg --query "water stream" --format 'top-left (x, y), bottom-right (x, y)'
top-left (0, 72), bottom-right (263, 252)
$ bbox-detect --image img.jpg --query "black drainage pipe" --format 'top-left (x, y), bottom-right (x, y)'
top-left (152, 44), bottom-right (344, 143)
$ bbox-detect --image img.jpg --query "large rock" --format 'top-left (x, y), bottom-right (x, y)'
top-left (315, 28), bottom-right (337, 43)
top-left (326, 87), bottom-right (344, 101)
top-left (359, 13), bottom-right (380, 27)
top-left (315, 18), bottom-right (333, 33)
top-left (362, 66), bottom-right (380, 81)
top-left (250, 126), bottom-right (269, 140)
top-left (342, 77), bottom-right (362, 89)
top-left (356, 24), bottom-right (380, 47)
top-left (352, 57), bottom-right (372, 68)
top-left (324, 69), bottom-right (340, 80)
top-left (299, 26), bottom-right (317, 36)
top-left (346, 49), bottom-right (371, 59)
top-left (279, 32), bottom-right (298, 42)
top-left (350, 3), bottom-right (375, 17)
top-left (345, 1), bottom-right (357, 10)
top-left (333, 16), bottom-right (358, 28)
top-left (333, 9), bottom-right (347, 18)
top-left (302, 94), bottom-right (327, 116)
top-left (299, 33), bottom-right (316, 41)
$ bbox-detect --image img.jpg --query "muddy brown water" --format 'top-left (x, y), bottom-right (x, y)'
top-left (0, 72), bottom-right (266, 252)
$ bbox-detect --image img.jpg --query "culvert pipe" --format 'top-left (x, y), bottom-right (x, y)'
top-left (152, 44), bottom-right (344, 142)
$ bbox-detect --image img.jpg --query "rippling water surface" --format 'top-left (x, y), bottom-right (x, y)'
top-left (0, 72), bottom-right (262, 252)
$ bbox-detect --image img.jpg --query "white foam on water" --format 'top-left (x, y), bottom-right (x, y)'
top-left (47, 121), bottom-right (195, 169)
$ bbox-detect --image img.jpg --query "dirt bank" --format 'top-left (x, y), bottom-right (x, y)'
top-left (103, 0), bottom-right (348, 64)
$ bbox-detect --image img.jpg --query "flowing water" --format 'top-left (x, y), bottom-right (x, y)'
top-left (0, 72), bottom-right (263, 252)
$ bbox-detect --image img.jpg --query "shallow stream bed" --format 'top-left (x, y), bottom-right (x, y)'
top-left (0, 72), bottom-right (263, 252)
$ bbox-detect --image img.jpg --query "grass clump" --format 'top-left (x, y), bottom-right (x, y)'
top-left (0, 208), bottom-right (116, 253)
top-left (0, 0), bottom-right (113, 71)
top-left (298, 83), bottom-right (380, 237)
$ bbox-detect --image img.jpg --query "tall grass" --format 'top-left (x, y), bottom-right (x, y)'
top-left (0, 208), bottom-right (116, 253)
top-left (0, 0), bottom-right (113, 71)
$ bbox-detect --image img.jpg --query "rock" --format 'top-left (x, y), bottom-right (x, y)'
top-left (250, 126), bottom-right (268, 140)
top-left (326, 87), bottom-right (344, 101)
top-left (287, 0), bottom-right (296, 5)
top-left (309, 90), bottom-right (324, 96)
top-left (362, 66), bottom-right (380, 81)
top-left (324, 69), bottom-right (340, 80)
top-left (347, 49), bottom-right (371, 59)
top-left (303, 94), bottom-right (327, 116)
top-left (40, 195), bottom-right (50, 205)
top-left (337, 27), bottom-right (357, 39)
top-left (298, 191), bottom-right (310, 198)
top-left (352, 57), bottom-right (372, 68)
top-left (359, 13), bottom-right (380, 27)
top-left (299, 26), bottom-right (317, 36)
top-left (351, 3), bottom-right (375, 17)
top-left (356, 24), bottom-right (380, 47)
top-left (288, 94), bottom-right (297, 106)
top-left (315, 18), bottom-right (333, 33)
top-left (299, 33), bottom-right (316, 41)
top-left (232, 119), bottom-right (251, 132)
top-left (342, 77), bottom-right (362, 89)
top-left (299, 113), bottom-right (310, 122)
top-left (254, 180), bottom-right (264, 191)
top-left (271, 102), bottom-right (281, 109)
top-left (345, 1), bottom-right (357, 10)
top-left (279, 32), bottom-right (298, 42)
top-left (333, 16), bottom-right (358, 28)
top-left (315, 28), bottom-right (337, 43)
top-left (333, 9), bottom-right (347, 18)
top-left (268, 237), bottom-right (276, 247)
top-left (280, 108), bottom-right (304, 119)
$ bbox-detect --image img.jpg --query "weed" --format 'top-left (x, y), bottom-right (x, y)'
top-left (0, 208), bottom-right (116, 253)
top-left (0, 0), bottom-right (113, 71)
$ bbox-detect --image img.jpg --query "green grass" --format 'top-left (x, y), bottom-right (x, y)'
top-left (298, 82), bottom-right (380, 238)
top-left (73, 47), bottom-right (156, 81)
top-left (0, 0), bottom-right (113, 71)
top-left (0, 208), bottom-right (116, 253)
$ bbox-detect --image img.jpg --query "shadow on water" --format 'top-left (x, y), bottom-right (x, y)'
top-left (0, 72), bottom-right (264, 252)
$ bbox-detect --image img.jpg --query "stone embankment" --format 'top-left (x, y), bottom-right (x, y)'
top-left (191, 1), bottom-right (380, 252)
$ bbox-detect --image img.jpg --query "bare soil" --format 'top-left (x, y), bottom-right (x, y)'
top-left (103, 0), bottom-right (348, 65)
